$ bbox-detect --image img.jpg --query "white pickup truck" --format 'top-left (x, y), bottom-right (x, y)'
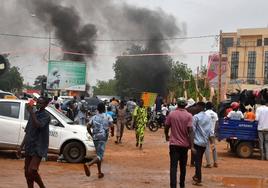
top-left (0, 99), bottom-right (96, 163)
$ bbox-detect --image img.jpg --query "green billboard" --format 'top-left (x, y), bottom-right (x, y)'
top-left (47, 60), bottom-right (86, 91)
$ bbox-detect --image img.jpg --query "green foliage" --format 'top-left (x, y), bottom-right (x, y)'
top-left (167, 62), bottom-right (210, 100)
top-left (113, 45), bottom-right (172, 98)
top-left (0, 66), bottom-right (23, 92)
top-left (93, 79), bottom-right (117, 96)
top-left (33, 75), bottom-right (47, 90)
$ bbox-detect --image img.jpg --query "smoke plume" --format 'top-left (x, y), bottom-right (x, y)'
top-left (89, 1), bottom-right (183, 95)
top-left (22, 0), bottom-right (185, 95)
top-left (29, 0), bottom-right (97, 62)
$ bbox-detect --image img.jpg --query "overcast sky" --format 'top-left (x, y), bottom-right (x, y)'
top-left (1, 0), bottom-right (268, 86)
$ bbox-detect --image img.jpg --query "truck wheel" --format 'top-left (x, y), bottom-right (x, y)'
top-left (63, 141), bottom-right (85, 163)
top-left (236, 142), bottom-right (253, 158)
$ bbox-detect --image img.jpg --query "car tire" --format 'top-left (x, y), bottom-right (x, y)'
top-left (62, 141), bottom-right (85, 163)
top-left (236, 142), bottom-right (253, 158)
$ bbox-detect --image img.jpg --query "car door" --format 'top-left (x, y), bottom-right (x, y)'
top-left (0, 101), bottom-right (21, 147)
top-left (19, 107), bottom-right (63, 152)
top-left (18, 103), bottom-right (31, 145)
top-left (47, 112), bottom-right (62, 151)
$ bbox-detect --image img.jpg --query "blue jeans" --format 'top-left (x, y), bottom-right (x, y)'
top-left (205, 141), bottom-right (217, 165)
top-left (93, 140), bottom-right (106, 161)
top-left (258, 131), bottom-right (268, 160)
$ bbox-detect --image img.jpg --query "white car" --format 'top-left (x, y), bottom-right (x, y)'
top-left (0, 99), bottom-right (95, 163)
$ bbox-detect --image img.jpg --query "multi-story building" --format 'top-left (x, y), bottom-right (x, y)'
top-left (222, 28), bottom-right (268, 91)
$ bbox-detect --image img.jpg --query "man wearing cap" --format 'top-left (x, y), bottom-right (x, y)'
top-left (165, 97), bottom-right (193, 188)
top-left (185, 98), bottom-right (198, 167)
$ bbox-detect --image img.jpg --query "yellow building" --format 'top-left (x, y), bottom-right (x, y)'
top-left (223, 28), bottom-right (268, 92)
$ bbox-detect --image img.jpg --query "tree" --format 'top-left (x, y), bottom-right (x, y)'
top-left (0, 66), bottom-right (23, 92)
top-left (34, 75), bottom-right (47, 90)
top-left (167, 61), bottom-right (197, 100)
top-left (93, 79), bottom-right (117, 96)
top-left (113, 44), bottom-right (172, 98)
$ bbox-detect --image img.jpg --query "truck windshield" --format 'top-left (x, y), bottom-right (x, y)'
top-left (47, 106), bottom-right (74, 124)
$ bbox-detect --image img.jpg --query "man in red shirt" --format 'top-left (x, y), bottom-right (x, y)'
top-left (165, 97), bottom-right (193, 188)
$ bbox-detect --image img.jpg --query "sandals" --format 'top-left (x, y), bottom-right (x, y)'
top-left (192, 181), bottom-right (203, 186)
top-left (84, 164), bottom-right (104, 179)
top-left (192, 175), bottom-right (202, 186)
top-left (83, 164), bottom-right (91, 177)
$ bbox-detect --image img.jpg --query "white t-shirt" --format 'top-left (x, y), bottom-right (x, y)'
top-left (205, 109), bottom-right (218, 134)
top-left (161, 106), bottom-right (169, 116)
top-left (256, 105), bottom-right (268, 131)
top-left (227, 110), bottom-right (244, 120)
top-left (169, 104), bottom-right (177, 112)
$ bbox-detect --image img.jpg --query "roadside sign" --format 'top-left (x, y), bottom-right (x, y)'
top-left (47, 60), bottom-right (86, 91)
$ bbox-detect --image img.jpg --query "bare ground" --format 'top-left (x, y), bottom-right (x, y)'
top-left (0, 129), bottom-right (268, 188)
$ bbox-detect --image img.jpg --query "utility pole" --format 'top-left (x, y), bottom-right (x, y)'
top-left (217, 30), bottom-right (223, 105)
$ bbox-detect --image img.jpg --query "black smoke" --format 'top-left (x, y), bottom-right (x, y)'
top-left (29, 0), bottom-right (97, 62)
top-left (104, 3), bottom-right (183, 96)
top-left (24, 0), bottom-right (185, 95)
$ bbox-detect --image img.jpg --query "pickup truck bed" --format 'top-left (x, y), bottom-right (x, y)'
top-left (218, 119), bottom-right (259, 158)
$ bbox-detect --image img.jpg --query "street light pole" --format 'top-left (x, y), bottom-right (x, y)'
top-left (48, 27), bottom-right (51, 62)
top-left (217, 30), bottom-right (223, 105)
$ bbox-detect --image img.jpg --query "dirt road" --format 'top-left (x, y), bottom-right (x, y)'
top-left (0, 129), bottom-right (268, 188)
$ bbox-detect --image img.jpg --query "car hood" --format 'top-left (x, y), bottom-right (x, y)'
top-left (65, 124), bottom-right (87, 132)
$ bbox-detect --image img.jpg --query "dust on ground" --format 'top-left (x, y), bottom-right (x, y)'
top-left (0, 129), bottom-right (268, 188)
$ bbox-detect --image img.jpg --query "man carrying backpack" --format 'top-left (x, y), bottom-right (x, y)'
top-left (75, 95), bottom-right (88, 125)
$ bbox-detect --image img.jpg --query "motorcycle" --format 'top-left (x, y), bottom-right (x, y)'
top-left (125, 111), bottom-right (135, 130)
top-left (147, 111), bottom-right (165, 132)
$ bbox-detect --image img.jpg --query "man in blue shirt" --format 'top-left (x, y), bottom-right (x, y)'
top-left (17, 97), bottom-right (51, 188)
top-left (84, 103), bottom-right (113, 178)
top-left (191, 102), bottom-right (214, 186)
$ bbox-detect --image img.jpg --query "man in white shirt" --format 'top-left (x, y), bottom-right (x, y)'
top-left (204, 102), bottom-right (219, 168)
top-left (227, 102), bottom-right (244, 120)
top-left (256, 100), bottom-right (268, 160)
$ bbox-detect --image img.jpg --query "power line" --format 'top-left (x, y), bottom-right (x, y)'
top-left (0, 32), bottom-right (218, 42)
top-left (2, 46), bottom-right (217, 57)
top-left (0, 33), bottom-right (50, 39)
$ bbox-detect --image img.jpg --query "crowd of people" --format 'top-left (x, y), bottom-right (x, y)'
top-left (16, 93), bottom-right (268, 188)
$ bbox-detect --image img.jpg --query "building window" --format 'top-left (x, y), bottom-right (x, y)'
top-left (236, 38), bottom-right (240, 46)
top-left (247, 51), bottom-right (256, 84)
top-left (231, 52), bottom-right (239, 79)
top-left (264, 52), bottom-right (268, 84)
top-left (257, 39), bottom-right (262, 46)
top-left (222, 38), bottom-right (234, 54)
top-left (264, 38), bottom-right (268, 46)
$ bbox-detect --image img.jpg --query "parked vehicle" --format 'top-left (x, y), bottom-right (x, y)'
top-left (84, 97), bottom-right (102, 116)
top-left (61, 97), bottom-right (102, 116)
top-left (217, 118), bottom-right (258, 158)
top-left (147, 111), bottom-right (165, 132)
top-left (125, 111), bottom-right (133, 130)
top-left (0, 90), bottom-right (15, 99)
top-left (0, 99), bottom-right (96, 163)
